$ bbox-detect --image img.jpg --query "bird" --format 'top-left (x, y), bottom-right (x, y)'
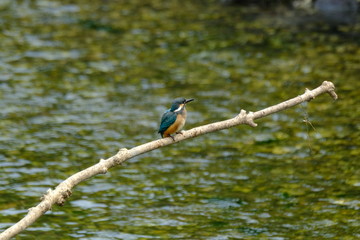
top-left (158, 97), bottom-right (194, 140)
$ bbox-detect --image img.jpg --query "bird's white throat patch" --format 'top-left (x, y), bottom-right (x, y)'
top-left (174, 104), bottom-right (184, 112)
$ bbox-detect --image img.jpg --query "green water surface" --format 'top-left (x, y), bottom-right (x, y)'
top-left (0, 0), bottom-right (359, 239)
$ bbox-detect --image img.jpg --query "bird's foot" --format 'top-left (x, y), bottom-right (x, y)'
top-left (169, 135), bottom-right (175, 141)
top-left (176, 130), bottom-right (184, 135)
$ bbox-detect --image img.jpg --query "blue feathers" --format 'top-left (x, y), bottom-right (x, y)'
top-left (158, 110), bottom-right (177, 137)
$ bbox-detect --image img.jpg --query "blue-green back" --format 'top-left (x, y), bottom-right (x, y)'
top-left (158, 110), bottom-right (177, 135)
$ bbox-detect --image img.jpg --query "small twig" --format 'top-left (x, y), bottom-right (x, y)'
top-left (303, 119), bottom-right (316, 131)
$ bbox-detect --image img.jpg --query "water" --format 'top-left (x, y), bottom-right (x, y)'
top-left (0, 0), bottom-right (359, 239)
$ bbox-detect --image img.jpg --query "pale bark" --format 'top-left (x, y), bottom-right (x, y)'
top-left (0, 81), bottom-right (337, 240)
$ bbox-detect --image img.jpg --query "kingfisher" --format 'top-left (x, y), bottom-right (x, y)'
top-left (158, 97), bottom-right (194, 139)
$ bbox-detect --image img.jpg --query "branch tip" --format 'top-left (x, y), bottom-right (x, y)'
top-left (328, 91), bottom-right (338, 100)
top-left (322, 81), bottom-right (338, 100)
top-left (321, 80), bottom-right (334, 89)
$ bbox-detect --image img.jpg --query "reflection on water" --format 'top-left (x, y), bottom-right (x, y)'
top-left (1, 0), bottom-right (359, 239)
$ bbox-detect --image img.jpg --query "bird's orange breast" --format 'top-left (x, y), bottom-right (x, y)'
top-left (163, 111), bottom-right (187, 137)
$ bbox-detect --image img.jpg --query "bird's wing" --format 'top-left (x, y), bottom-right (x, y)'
top-left (158, 111), bottom-right (177, 134)
top-left (160, 109), bottom-right (170, 122)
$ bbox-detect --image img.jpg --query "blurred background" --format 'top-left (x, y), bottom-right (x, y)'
top-left (0, 0), bottom-right (359, 239)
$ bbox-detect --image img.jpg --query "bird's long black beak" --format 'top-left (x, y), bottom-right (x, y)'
top-left (185, 98), bottom-right (194, 104)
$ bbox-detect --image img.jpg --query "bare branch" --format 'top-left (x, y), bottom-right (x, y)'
top-left (0, 81), bottom-right (337, 240)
